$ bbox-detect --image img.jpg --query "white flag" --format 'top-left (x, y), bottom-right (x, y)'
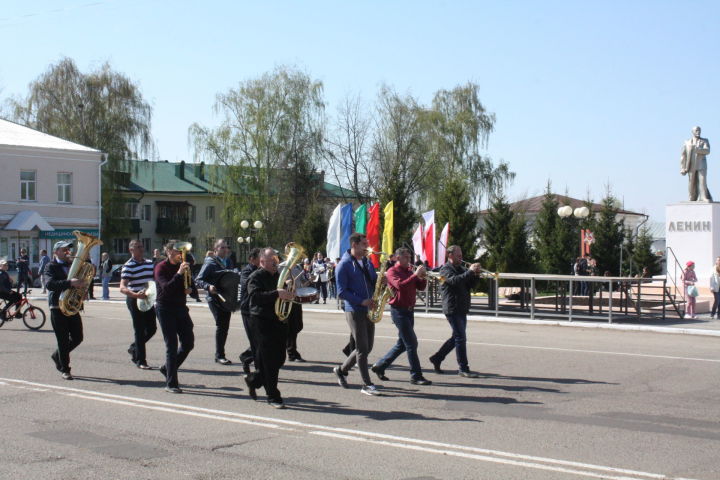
top-left (326, 204), bottom-right (342, 260)
top-left (421, 210), bottom-right (435, 268)
top-left (412, 224), bottom-right (423, 263)
top-left (438, 223), bottom-right (450, 265)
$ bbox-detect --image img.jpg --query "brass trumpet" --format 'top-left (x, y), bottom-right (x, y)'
top-left (461, 260), bottom-right (499, 279)
top-left (173, 241), bottom-right (193, 289)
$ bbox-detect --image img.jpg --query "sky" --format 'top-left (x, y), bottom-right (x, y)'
top-left (2, 0), bottom-right (719, 224)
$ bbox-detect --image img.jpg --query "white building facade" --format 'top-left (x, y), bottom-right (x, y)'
top-left (0, 119), bottom-right (103, 268)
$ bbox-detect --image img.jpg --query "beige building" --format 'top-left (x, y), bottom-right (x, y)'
top-left (0, 119), bottom-right (103, 267)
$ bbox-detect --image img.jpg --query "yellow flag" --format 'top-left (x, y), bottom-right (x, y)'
top-left (381, 201), bottom-right (394, 261)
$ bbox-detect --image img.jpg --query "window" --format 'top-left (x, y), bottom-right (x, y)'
top-left (112, 238), bottom-right (131, 255)
top-left (57, 172), bottom-right (72, 203)
top-left (20, 170), bottom-right (36, 201)
top-left (189, 205), bottom-right (196, 223)
top-left (0, 238), bottom-right (7, 257)
top-left (142, 205), bottom-right (151, 221)
top-left (206, 206), bottom-right (215, 221)
top-left (205, 236), bottom-right (215, 252)
top-left (142, 238), bottom-right (151, 252)
top-left (122, 202), bottom-right (139, 219)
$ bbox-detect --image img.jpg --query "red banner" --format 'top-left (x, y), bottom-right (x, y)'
top-left (366, 202), bottom-right (381, 268)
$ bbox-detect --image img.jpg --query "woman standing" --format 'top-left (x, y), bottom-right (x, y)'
top-left (682, 261), bottom-right (698, 319)
top-left (710, 257), bottom-right (720, 319)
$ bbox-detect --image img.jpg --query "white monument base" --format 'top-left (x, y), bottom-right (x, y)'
top-left (665, 202), bottom-right (720, 295)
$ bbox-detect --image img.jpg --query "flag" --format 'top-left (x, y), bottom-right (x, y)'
top-left (381, 201), bottom-right (394, 263)
top-left (326, 204), bottom-right (342, 260)
top-left (412, 224), bottom-right (423, 264)
top-left (422, 210), bottom-right (435, 268)
top-left (366, 202), bottom-right (381, 268)
top-left (354, 204), bottom-right (368, 234)
top-left (438, 222), bottom-right (450, 265)
top-left (340, 203), bottom-right (354, 255)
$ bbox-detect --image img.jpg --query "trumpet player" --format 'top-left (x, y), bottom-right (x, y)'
top-left (333, 233), bottom-right (380, 396)
top-left (46, 240), bottom-right (86, 380)
top-left (154, 240), bottom-right (195, 393)
top-left (428, 245), bottom-right (482, 378)
top-left (119, 240), bottom-right (157, 370)
top-left (371, 248), bottom-right (432, 385)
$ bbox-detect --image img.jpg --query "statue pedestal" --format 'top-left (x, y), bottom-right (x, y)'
top-left (665, 202), bottom-right (720, 291)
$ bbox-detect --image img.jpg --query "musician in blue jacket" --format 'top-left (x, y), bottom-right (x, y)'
top-left (196, 239), bottom-right (235, 365)
top-left (333, 233), bottom-right (380, 396)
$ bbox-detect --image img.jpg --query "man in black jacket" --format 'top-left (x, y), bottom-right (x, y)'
top-left (244, 247), bottom-right (293, 408)
top-left (196, 239), bottom-right (235, 365)
top-left (0, 259), bottom-right (21, 318)
top-left (238, 248), bottom-right (260, 373)
top-left (428, 245), bottom-right (481, 378)
top-left (45, 240), bottom-right (87, 380)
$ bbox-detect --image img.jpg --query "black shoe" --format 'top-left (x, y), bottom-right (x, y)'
top-left (165, 386), bottom-right (182, 394)
top-left (459, 370), bottom-right (479, 378)
top-left (288, 354), bottom-right (305, 362)
top-left (371, 364), bottom-right (389, 381)
top-left (128, 344), bottom-right (137, 363)
top-left (429, 356), bottom-right (443, 374)
top-left (137, 362), bottom-right (152, 370)
top-left (61, 372), bottom-right (73, 380)
top-left (244, 375), bottom-right (257, 400)
top-left (51, 352), bottom-right (62, 372)
top-left (333, 366), bottom-right (348, 388)
top-left (410, 376), bottom-right (432, 385)
top-left (215, 357), bottom-right (232, 365)
top-left (241, 358), bottom-right (253, 375)
top-left (268, 399), bottom-right (285, 409)
top-left (159, 365), bottom-right (167, 379)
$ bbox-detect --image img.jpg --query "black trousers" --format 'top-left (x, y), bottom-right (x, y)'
top-left (247, 315), bottom-right (287, 402)
top-left (239, 311), bottom-right (256, 364)
top-left (208, 301), bottom-right (232, 359)
top-left (286, 306), bottom-right (303, 358)
top-left (125, 297), bottom-right (157, 365)
top-left (16, 273), bottom-right (31, 294)
top-left (156, 304), bottom-right (194, 388)
top-left (50, 309), bottom-right (83, 373)
top-left (315, 281), bottom-right (327, 302)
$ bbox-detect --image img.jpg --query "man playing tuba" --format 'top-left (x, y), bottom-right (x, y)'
top-left (46, 240), bottom-right (87, 380)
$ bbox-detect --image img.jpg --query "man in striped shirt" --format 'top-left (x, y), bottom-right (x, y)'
top-left (120, 240), bottom-right (157, 369)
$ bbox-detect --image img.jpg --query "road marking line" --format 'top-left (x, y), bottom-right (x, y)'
top-left (0, 377), bottom-right (701, 480)
top-left (312, 431), bottom-right (655, 480)
top-left (300, 330), bottom-right (720, 363)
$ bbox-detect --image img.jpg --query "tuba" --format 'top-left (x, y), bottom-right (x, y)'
top-left (367, 248), bottom-right (393, 323)
top-left (59, 230), bottom-right (103, 316)
top-left (274, 242), bottom-right (306, 322)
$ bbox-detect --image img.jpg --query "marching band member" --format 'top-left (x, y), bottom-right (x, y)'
top-left (428, 245), bottom-right (482, 378)
top-left (46, 240), bottom-right (86, 380)
top-left (371, 247), bottom-right (431, 385)
top-left (154, 240), bottom-right (195, 393)
top-left (120, 240), bottom-right (157, 369)
top-left (196, 239), bottom-right (235, 365)
top-left (286, 261), bottom-right (311, 362)
top-left (244, 247), bottom-right (294, 408)
top-left (333, 233), bottom-right (380, 396)
top-left (238, 247), bottom-right (261, 373)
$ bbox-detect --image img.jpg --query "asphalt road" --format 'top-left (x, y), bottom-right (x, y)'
top-left (1, 301), bottom-right (719, 480)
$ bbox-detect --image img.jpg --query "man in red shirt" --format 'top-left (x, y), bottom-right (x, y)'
top-left (371, 248), bottom-right (432, 385)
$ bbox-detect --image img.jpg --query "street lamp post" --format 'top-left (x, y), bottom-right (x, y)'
top-left (236, 220), bottom-right (263, 265)
top-left (557, 205), bottom-right (591, 258)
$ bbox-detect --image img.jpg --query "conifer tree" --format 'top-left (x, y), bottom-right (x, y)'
top-left (433, 173), bottom-right (479, 260)
top-left (588, 193), bottom-right (625, 275)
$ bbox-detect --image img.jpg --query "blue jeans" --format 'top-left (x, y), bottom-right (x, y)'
top-left (102, 277), bottom-right (110, 299)
top-left (430, 313), bottom-right (469, 372)
top-left (376, 307), bottom-right (422, 379)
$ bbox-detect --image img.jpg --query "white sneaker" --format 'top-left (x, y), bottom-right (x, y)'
top-left (361, 384), bottom-right (380, 396)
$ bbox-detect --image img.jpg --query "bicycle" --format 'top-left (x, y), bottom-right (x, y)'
top-left (0, 290), bottom-right (46, 330)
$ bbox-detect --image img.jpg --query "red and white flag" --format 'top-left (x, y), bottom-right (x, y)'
top-left (422, 210), bottom-right (435, 268)
top-left (437, 222), bottom-right (450, 265)
top-left (412, 224), bottom-right (423, 263)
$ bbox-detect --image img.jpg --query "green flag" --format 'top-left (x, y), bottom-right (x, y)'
top-left (354, 204), bottom-right (368, 234)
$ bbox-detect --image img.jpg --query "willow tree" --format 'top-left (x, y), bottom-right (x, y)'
top-left (371, 86), bottom-right (437, 246)
top-left (7, 57), bottom-right (153, 242)
top-left (189, 66), bottom-right (325, 247)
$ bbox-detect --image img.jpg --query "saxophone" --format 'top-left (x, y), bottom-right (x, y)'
top-left (368, 249), bottom-right (393, 323)
top-left (59, 230), bottom-right (103, 316)
top-left (274, 242), bottom-right (305, 322)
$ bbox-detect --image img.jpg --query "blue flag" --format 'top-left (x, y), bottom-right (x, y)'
top-left (340, 203), bottom-right (353, 255)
